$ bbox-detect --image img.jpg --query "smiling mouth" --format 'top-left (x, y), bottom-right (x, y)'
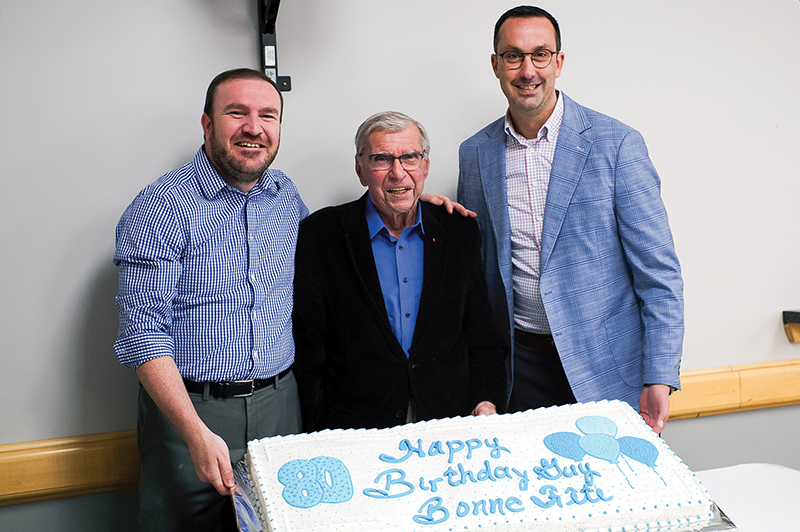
top-left (388, 187), bottom-right (411, 194)
top-left (236, 141), bottom-right (265, 149)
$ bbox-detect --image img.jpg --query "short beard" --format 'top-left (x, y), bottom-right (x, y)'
top-left (208, 131), bottom-right (278, 187)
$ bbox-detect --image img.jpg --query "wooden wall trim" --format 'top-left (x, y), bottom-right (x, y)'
top-left (669, 357), bottom-right (800, 419)
top-left (1, 358), bottom-right (799, 506)
top-left (0, 430), bottom-right (138, 507)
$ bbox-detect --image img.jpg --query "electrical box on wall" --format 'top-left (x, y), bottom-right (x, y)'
top-left (259, 0), bottom-right (291, 91)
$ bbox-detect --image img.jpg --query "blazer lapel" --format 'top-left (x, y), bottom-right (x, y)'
top-left (341, 195), bottom-right (407, 361)
top-left (478, 119), bottom-right (510, 257)
top-left (541, 94), bottom-right (592, 272)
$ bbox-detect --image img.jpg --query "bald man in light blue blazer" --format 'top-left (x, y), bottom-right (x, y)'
top-left (457, 6), bottom-right (683, 432)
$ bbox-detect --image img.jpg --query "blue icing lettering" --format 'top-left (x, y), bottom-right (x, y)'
top-left (577, 462), bottom-right (602, 486)
top-left (310, 456), bottom-right (353, 503)
top-left (476, 460), bottom-right (498, 481)
top-left (379, 439), bottom-right (425, 463)
top-left (445, 440), bottom-right (465, 464)
top-left (363, 468), bottom-right (414, 499)
top-left (427, 440), bottom-right (445, 457)
top-left (465, 438), bottom-right (482, 459)
top-left (493, 465), bottom-right (512, 480)
top-left (277, 459), bottom-right (324, 509)
top-left (505, 496), bottom-right (525, 513)
top-left (564, 483), bottom-right (615, 505)
top-left (511, 468), bottom-right (529, 491)
top-left (277, 456), bottom-right (354, 508)
top-left (534, 458), bottom-right (564, 480)
top-left (484, 437), bottom-right (510, 458)
top-left (529, 485), bottom-right (563, 509)
top-left (413, 497), bottom-right (450, 525)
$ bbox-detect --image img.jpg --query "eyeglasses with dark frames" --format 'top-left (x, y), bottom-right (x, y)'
top-left (497, 48), bottom-right (558, 69)
top-left (364, 152), bottom-right (426, 171)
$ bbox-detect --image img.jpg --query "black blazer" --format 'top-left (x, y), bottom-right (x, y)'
top-left (293, 194), bottom-right (508, 432)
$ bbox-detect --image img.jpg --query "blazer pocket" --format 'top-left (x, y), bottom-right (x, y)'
top-left (602, 305), bottom-right (645, 389)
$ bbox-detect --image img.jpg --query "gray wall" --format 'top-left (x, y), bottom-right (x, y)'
top-left (2, 0), bottom-right (799, 530)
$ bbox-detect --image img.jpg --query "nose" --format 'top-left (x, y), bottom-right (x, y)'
top-left (388, 157), bottom-right (409, 177)
top-left (242, 112), bottom-right (261, 135)
top-left (519, 54), bottom-right (537, 78)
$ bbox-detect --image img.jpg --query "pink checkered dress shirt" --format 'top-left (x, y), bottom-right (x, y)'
top-left (504, 93), bottom-right (564, 334)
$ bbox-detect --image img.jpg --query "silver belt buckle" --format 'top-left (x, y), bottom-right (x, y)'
top-left (233, 379), bottom-right (255, 398)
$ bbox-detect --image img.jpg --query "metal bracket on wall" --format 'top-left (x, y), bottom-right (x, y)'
top-left (259, 0), bottom-right (291, 91)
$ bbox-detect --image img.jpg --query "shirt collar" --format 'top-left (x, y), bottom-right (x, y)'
top-left (504, 90), bottom-right (564, 145)
top-left (193, 146), bottom-right (276, 200)
top-left (365, 194), bottom-right (425, 240)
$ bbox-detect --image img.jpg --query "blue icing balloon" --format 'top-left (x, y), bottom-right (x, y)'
top-left (575, 416), bottom-right (618, 437)
top-left (578, 433), bottom-right (620, 464)
top-left (544, 432), bottom-right (586, 461)
top-left (618, 437), bottom-right (659, 467)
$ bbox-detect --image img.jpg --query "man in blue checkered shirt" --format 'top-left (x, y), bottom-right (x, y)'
top-left (114, 68), bottom-right (308, 531)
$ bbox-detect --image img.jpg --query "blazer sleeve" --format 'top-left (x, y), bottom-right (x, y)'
top-left (462, 222), bottom-right (509, 412)
top-left (614, 129), bottom-right (683, 389)
top-left (292, 219), bottom-right (329, 431)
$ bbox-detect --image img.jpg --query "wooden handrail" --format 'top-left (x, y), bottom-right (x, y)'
top-left (0, 430), bottom-right (138, 506)
top-left (2, 357), bottom-right (799, 506)
top-left (669, 357), bottom-right (800, 419)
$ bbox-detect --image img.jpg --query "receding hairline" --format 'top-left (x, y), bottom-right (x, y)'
top-left (355, 111), bottom-right (430, 157)
top-left (203, 68), bottom-right (284, 121)
top-left (493, 6), bottom-right (562, 53)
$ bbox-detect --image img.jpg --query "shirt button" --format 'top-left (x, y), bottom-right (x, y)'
top-left (398, 245), bottom-right (404, 251)
top-left (403, 278), bottom-right (408, 283)
top-left (249, 273), bottom-right (256, 282)
top-left (252, 350), bottom-right (259, 360)
top-left (405, 313), bottom-right (411, 318)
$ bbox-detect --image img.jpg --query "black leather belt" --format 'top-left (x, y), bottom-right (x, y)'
top-left (183, 367), bottom-right (291, 398)
top-left (514, 329), bottom-right (555, 349)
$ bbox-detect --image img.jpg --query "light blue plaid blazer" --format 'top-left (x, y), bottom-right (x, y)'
top-left (457, 93), bottom-right (683, 411)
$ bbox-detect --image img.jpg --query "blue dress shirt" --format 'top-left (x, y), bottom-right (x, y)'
top-left (113, 147), bottom-right (308, 381)
top-left (365, 196), bottom-right (424, 357)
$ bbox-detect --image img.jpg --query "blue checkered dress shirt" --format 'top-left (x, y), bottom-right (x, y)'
top-left (114, 147), bottom-right (308, 382)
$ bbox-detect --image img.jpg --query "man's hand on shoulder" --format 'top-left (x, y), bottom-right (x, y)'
top-left (420, 193), bottom-right (476, 218)
top-left (639, 384), bottom-right (671, 433)
top-left (471, 401), bottom-right (497, 416)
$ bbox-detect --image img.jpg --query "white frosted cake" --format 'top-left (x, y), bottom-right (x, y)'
top-left (245, 400), bottom-right (713, 532)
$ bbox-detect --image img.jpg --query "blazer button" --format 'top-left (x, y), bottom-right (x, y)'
top-left (395, 410), bottom-right (405, 419)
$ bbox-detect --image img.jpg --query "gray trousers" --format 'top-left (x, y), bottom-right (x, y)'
top-left (137, 369), bottom-right (301, 532)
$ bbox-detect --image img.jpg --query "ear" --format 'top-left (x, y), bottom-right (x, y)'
top-left (554, 51), bottom-right (565, 79)
top-left (491, 54), bottom-right (501, 79)
top-left (355, 156), bottom-right (367, 187)
top-left (201, 113), bottom-right (212, 141)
